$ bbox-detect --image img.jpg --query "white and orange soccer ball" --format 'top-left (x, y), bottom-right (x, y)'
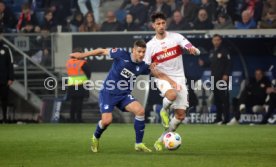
top-left (163, 132), bottom-right (182, 150)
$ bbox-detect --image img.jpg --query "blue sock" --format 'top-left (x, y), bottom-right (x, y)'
top-left (94, 120), bottom-right (106, 139)
top-left (134, 116), bottom-right (145, 144)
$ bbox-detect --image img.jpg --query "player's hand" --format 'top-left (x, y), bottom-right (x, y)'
top-left (149, 62), bottom-right (158, 70)
top-left (170, 81), bottom-right (182, 91)
top-left (187, 47), bottom-right (200, 56)
top-left (69, 52), bottom-right (83, 59)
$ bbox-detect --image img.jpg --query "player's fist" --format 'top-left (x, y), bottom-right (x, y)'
top-left (187, 47), bottom-right (200, 56)
top-left (149, 62), bottom-right (158, 70)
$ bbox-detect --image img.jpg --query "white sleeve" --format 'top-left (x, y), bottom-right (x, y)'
top-left (174, 33), bottom-right (193, 50)
top-left (143, 44), bottom-right (152, 65)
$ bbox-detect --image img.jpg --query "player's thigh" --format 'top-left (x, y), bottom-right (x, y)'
top-left (99, 91), bottom-right (116, 113)
top-left (171, 85), bottom-right (189, 110)
top-left (155, 78), bottom-right (177, 100)
top-left (125, 101), bottom-right (144, 116)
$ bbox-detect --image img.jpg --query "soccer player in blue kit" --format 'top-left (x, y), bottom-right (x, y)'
top-left (70, 40), bottom-right (173, 152)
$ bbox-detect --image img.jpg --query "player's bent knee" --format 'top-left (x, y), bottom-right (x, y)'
top-left (101, 118), bottom-right (112, 126)
top-left (136, 108), bottom-right (145, 116)
top-left (165, 90), bottom-right (177, 101)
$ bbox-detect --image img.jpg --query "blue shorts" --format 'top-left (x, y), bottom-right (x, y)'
top-left (99, 90), bottom-right (136, 113)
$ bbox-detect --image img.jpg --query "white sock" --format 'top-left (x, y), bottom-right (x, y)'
top-left (98, 120), bottom-right (105, 129)
top-left (163, 97), bottom-right (172, 110)
top-left (168, 116), bottom-right (182, 132)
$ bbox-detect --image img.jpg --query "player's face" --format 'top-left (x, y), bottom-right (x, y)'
top-left (152, 18), bottom-right (166, 35)
top-left (133, 47), bottom-right (146, 63)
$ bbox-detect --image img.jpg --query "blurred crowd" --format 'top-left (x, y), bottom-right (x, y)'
top-left (0, 0), bottom-right (276, 33)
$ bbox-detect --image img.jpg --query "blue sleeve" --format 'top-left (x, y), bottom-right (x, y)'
top-left (110, 48), bottom-right (125, 59)
top-left (141, 63), bottom-right (151, 75)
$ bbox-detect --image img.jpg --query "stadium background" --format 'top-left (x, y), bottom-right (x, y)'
top-left (0, 0), bottom-right (275, 124)
top-left (0, 1), bottom-right (276, 167)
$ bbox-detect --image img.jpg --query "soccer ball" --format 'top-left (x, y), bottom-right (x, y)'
top-left (163, 132), bottom-right (182, 150)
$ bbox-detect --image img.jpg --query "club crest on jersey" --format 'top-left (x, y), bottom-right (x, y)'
top-left (120, 68), bottom-right (135, 78)
top-left (104, 104), bottom-right (109, 110)
top-left (136, 66), bottom-right (140, 71)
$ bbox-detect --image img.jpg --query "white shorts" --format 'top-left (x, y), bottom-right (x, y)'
top-left (154, 76), bottom-right (189, 110)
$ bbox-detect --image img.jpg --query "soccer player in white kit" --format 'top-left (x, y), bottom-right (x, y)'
top-left (144, 12), bottom-right (200, 151)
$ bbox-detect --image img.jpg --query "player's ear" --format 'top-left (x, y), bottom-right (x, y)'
top-left (151, 23), bottom-right (155, 29)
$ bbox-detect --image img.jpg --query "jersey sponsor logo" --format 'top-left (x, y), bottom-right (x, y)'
top-left (120, 68), bottom-right (135, 78)
top-left (152, 45), bottom-right (182, 63)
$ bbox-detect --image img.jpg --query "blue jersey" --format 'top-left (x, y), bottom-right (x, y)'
top-left (102, 48), bottom-right (150, 95)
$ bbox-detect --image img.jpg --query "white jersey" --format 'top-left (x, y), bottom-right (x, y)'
top-left (144, 31), bottom-right (193, 77)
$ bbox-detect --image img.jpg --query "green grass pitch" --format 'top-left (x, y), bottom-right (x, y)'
top-left (0, 124), bottom-right (275, 167)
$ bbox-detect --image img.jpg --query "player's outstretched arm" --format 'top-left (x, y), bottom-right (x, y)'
top-left (150, 68), bottom-right (181, 91)
top-left (70, 48), bottom-right (109, 59)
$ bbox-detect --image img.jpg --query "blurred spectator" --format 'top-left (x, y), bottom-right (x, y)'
top-left (29, 27), bottom-right (52, 67)
top-left (229, 69), bottom-right (271, 125)
top-left (78, 0), bottom-right (100, 24)
top-left (46, 1), bottom-right (71, 26)
top-left (176, 0), bottom-right (198, 22)
top-left (79, 11), bottom-right (99, 32)
top-left (215, 0), bottom-right (232, 21)
top-left (70, 11), bottom-right (84, 32)
top-left (0, 1), bottom-right (17, 32)
top-left (100, 11), bottom-right (120, 31)
top-left (0, 38), bottom-right (14, 123)
top-left (167, 10), bottom-right (191, 30)
top-left (235, 10), bottom-right (257, 29)
top-left (258, 8), bottom-right (276, 29)
top-left (119, 13), bottom-right (140, 31)
top-left (120, 0), bottom-right (154, 10)
top-left (262, 0), bottom-right (276, 20)
top-left (241, 0), bottom-right (263, 22)
top-left (166, 0), bottom-right (176, 11)
top-left (200, 0), bottom-right (216, 21)
top-left (125, 0), bottom-right (148, 29)
top-left (192, 8), bottom-right (214, 30)
top-left (16, 3), bottom-right (40, 32)
top-left (40, 10), bottom-right (57, 32)
top-left (148, 0), bottom-right (172, 18)
top-left (21, 21), bottom-right (35, 33)
top-left (214, 13), bottom-right (234, 29)
top-left (260, 85), bottom-right (276, 124)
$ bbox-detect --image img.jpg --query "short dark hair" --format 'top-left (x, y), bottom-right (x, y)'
top-left (151, 12), bottom-right (166, 22)
top-left (134, 40), bottom-right (146, 48)
top-left (213, 34), bottom-right (223, 40)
